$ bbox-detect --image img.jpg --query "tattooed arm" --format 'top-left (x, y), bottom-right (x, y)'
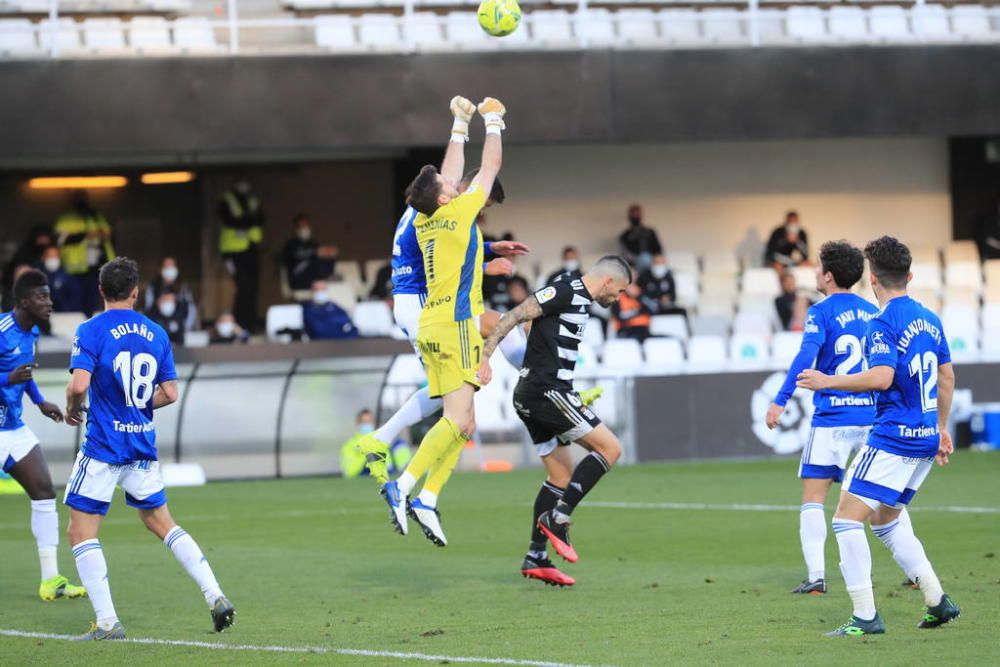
top-left (477, 296), bottom-right (544, 385)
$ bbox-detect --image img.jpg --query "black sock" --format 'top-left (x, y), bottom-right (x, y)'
top-left (530, 481), bottom-right (564, 547)
top-left (555, 452), bottom-right (611, 516)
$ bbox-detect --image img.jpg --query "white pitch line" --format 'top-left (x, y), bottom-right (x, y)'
top-left (585, 501), bottom-right (1000, 514)
top-left (0, 629), bottom-right (593, 667)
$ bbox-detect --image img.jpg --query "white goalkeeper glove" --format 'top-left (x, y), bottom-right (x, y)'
top-left (478, 97), bottom-right (506, 134)
top-left (450, 95), bottom-right (476, 143)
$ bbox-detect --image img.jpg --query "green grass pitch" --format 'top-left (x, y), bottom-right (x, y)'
top-left (0, 452), bottom-right (997, 665)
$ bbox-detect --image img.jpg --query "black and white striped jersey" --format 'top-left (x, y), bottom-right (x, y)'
top-left (517, 274), bottom-right (593, 392)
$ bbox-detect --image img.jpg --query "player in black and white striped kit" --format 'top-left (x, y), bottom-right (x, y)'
top-left (478, 256), bottom-right (632, 585)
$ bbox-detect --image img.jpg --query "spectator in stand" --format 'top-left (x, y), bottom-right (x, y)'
top-left (637, 253), bottom-right (685, 317)
top-left (774, 271), bottom-right (814, 331)
top-left (369, 262), bottom-right (393, 301)
top-left (611, 280), bottom-right (652, 342)
top-left (303, 280), bottom-right (359, 340)
top-left (55, 190), bottom-right (115, 316)
top-left (149, 292), bottom-right (186, 345)
top-left (209, 313), bottom-right (248, 345)
top-left (764, 210), bottom-right (810, 271)
top-left (979, 196), bottom-right (1000, 260)
top-left (546, 246), bottom-right (581, 286)
top-left (282, 213), bottom-right (338, 298)
top-left (618, 204), bottom-right (662, 270)
top-left (36, 245), bottom-right (83, 313)
top-left (219, 177), bottom-right (264, 330)
top-left (144, 257), bottom-right (196, 332)
top-left (506, 276), bottom-right (530, 309)
top-left (340, 409), bottom-right (412, 479)
top-left (4, 226), bottom-right (53, 296)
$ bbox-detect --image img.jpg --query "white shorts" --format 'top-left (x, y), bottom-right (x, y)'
top-left (0, 426), bottom-right (39, 473)
top-left (393, 292), bottom-right (425, 355)
top-left (843, 444), bottom-right (934, 510)
top-left (63, 452), bottom-right (167, 516)
top-left (799, 425), bottom-right (870, 482)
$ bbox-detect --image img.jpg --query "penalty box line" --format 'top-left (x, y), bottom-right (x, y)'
top-left (0, 629), bottom-right (596, 667)
top-left (585, 501), bottom-right (1000, 514)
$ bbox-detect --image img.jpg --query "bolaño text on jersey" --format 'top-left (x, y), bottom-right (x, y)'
top-left (897, 424), bottom-right (939, 439)
top-left (896, 318), bottom-right (943, 353)
top-left (109, 322), bottom-right (155, 342)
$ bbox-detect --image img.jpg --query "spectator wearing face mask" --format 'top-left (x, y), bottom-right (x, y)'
top-left (546, 246), bottom-right (582, 286)
top-left (144, 257), bottom-right (196, 332)
top-left (340, 409), bottom-right (412, 479)
top-left (150, 292), bottom-right (186, 345)
top-left (611, 281), bottom-right (652, 342)
top-left (210, 313), bottom-right (248, 345)
top-left (282, 213), bottom-right (339, 299)
top-left (3, 226), bottom-right (54, 311)
top-left (765, 210), bottom-right (810, 271)
top-left (618, 204), bottom-right (662, 271)
top-left (35, 245), bottom-right (83, 313)
top-left (637, 253), bottom-right (685, 317)
top-left (303, 280), bottom-right (359, 341)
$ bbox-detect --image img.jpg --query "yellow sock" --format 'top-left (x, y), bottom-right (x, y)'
top-left (400, 417), bottom-right (464, 493)
top-left (422, 436), bottom-right (467, 497)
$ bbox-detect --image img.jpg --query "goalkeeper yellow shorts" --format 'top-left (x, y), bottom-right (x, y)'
top-left (417, 318), bottom-right (482, 398)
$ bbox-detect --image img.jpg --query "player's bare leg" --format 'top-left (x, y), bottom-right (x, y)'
top-left (537, 425), bottom-right (622, 563)
top-left (139, 504), bottom-right (235, 632)
top-left (792, 476), bottom-right (834, 595)
top-left (522, 445), bottom-right (575, 586)
top-left (7, 445), bottom-right (87, 601)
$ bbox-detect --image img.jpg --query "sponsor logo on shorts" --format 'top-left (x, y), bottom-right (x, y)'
top-left (420, 341), bottom-right (442, 354)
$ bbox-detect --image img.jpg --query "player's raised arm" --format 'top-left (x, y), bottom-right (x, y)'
top-left (440, 96), bottom-right (476, 185)
top-left (471, 98), bottom-right (505, 197)
top-left (477, 295), bottom-right (543, 385)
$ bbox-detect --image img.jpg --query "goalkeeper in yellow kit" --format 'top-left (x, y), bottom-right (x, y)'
top-left (377, 97), bottom-right (507, 543)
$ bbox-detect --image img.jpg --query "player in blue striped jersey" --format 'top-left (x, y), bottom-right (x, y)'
top-left (0, 269), bottom-right (86, 601)
top-left (767, 241), bottom-right (880, 595)
top-left (798, 237), bottom-right (960, 636)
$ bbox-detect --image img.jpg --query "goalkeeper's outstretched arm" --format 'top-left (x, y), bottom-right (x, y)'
top-left (440, 96), bottom-right (475, 184)
top-left (472, 97), bottom-right (505, 198)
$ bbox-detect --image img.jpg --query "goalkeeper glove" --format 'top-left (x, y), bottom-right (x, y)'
top-left (450, 95), bottom-right (476, 143)
top-left (478, 97), bottom-right (506, 134)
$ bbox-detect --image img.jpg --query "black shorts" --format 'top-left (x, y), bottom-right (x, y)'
top-left (512, 383), bottom-right (602, 448)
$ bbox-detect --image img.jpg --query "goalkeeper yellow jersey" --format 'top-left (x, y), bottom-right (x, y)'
top-left (415, 183), bottom-right (487, 327)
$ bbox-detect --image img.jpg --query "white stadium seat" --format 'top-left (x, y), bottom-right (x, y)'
top-left (649, 314), bottom-right (688, 340)
top-left (39, 18), bottom-right (81, 52)
top-left (686, 335), bottom-right (727, 371)
top-left (941, 303), bottom-right (979, 329)
top-left (129, 17), bottom-right (174, 52)
top-left (868, 6), bottom-right (910, 41)
top-left (741, 268), bottom-right (781, 297)
top-left (83, 18), bottom-right (127, 51)
top-left (909, 288), bottom-right (941, 313)
top-left (405, 12), bottom-right (444, 50)
top-left (945, 240), bottom-right (979, 264)
top-left (982, 303), bottom-right (1000, 332)
top-left (909, 262), bottom-right (943, 290)
top-left (352, 301), bottom-right (395, 337)
top-left (315, 15), bottom-right (356, 51)
top-left (446, 12), bottom-right (494, 50)
top-left (950, 6), bottom-right (992, 39)
top-left (946, 327), bottom-right (979, 360)
top-left (266, 304), bottom-right (304, 343)
top-left (575, 9), bottom-right (615, 47)
top-left (828, 6), bottom-right (868, 41)
top-left (48, 312), bottom-right (86, 339)
top-left (701, 9), bottom-right (744, 44)
top-left (909, 245), bottom-right (940, 265)
top-left (786, 7), bottom-right (826, 42)
top-left (986, 260), bottom-right (1000, 286)
top-left (643, 337), bottom-right (685, 374)
top-left (666, 251), bottom-right (699, 276)
top-left (173, 17), bottom-right (219, 52)
top-left (616, 10), bottom-right (660, 48)
top-left (701, 273), bottom-right (739, 298)
top-left (583, 318), bottom-right (605, 350)
top-left (184, 330), bottom-right (210, 348)
top-left (0, 19), bottom-right (40, 56)
top-left (601, 338), bottom-right (644, 376)
top-left (674, 271), bottom-right (699, 307)
top-left (326, 281), bottom-right (358, 314)
top-left (912, 4), bottom-right (951, 40)
top-left (690, 314), bottom-right (730, 338)
top-left (658, 10), bottom-right (701, 44)
top-left (754, 9), bottom-right (787, 44)
top-left (942, 286), bottom-right (978, 308)
top-left (358, 14), bottom-right (401, 51)
top-left (531, 10), bottom-right (575, 48)
top-left (697, 293), bottom-right (735, 317)
top-left (771, 331), bottom-right (804, 365)
top-left (733, 310), bottom-right (773, 335)
top-left (729, 333), bottom-right (770, 366)
top-left (945, 262), bottom-right (983, 292)
top-left (791, 265), bottom-right (816, 291)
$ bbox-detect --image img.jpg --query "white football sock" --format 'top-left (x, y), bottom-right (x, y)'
top-left (799, 503), bottom-right (826, 582)
top-left (73, 539), bottom-right (118, 630)
top-left (871, 514), bottom-right (943, 607)
top-left (833, 518), bottom-right (876, 620)
top-left (396, 471), bottom-right (417, 496)
top-left (31, 499), bottom-right (60, 580)
top-left (416, 489), bottom-right (438, 508)
top-left (374, 387), bottom-right (442, 445)
top-left (164, 526), bottom-right (223, 606)
top-left (497, 325), bottom-right (527, 368)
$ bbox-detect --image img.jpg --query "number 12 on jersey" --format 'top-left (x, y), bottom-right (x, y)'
top-left (908, 351), bottom-right (938, 413)
top-left (113, 351), bottom-right (159, 409)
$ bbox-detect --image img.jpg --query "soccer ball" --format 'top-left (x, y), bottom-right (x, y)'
top-left (477, 0), bottom-right (522, 37)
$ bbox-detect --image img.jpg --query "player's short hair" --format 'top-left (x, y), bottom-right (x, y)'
top-left (405, 165), bottom-right (442, 216)
top-left (460, 169), bottom-right (505, 204)
top-left (591, 255), bottom-right (633, 284)
top-left (13, 268), bottom-right (48, 301)
top-left (819, 240), bottom-right (865, 289)
top-left (864, 236), bottom-right (911, 289)
top-left (100, 257), bottom-right (140, 302)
